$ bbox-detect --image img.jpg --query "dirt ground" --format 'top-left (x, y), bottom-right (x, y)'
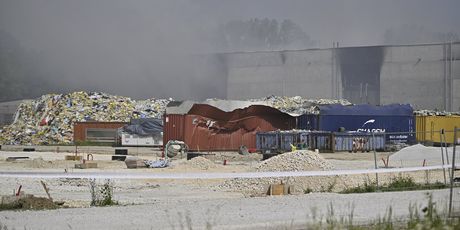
top-left (0, 146), bottom-right (457, 229)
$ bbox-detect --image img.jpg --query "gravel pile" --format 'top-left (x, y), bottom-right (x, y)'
top-left (389, 144), bottom-right (456, 167)
top-left (255, 150), bottom-right (334, 172)
top-left (186, 156), bottom-right (217, 170)
top-left (217, 150), bottom-right (347, 195)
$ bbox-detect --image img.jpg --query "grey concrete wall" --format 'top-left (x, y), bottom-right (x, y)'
top-left (224, 43), bottom-right (460, 111)
top-left (226, 49), bottom-right (334, 100)
top-left (380, 44), bottom-right (445, 110)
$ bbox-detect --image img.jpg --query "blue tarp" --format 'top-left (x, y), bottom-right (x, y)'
top-left (318, 104), bottom-right (413, 116)
top-left (123, 118), bottom-right (163, 136)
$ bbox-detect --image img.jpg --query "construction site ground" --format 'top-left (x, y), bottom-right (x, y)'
top-left (0, 145), bottom-right (457, 229)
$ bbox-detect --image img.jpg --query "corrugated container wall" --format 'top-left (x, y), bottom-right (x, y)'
top-left (74, 122), bottom-right (127, 142)
top-left (334, 133), bottom-right (385, 152)
top-left (297, 114), bottom-right (318, 130)
top-left (164, 104), bottom-right (296, 151)
top-left (163, 114), bottom-right (185, 144)
top-left (299, 104), bottom-right (416, 144)
top-left (416, 115), bottom-right (460, 144)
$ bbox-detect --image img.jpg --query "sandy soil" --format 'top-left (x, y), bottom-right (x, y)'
top-left (0, 146), bottom-right (459, 229)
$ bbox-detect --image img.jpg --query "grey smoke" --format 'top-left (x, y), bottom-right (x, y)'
top-left (0, 0), bottom-right (459, 100)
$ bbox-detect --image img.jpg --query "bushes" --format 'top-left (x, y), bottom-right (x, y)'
top-left (341, 175), bottom-right (448, 194)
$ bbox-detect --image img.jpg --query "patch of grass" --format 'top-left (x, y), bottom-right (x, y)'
top-left (341, 179), bottom-right (377, 194)
top-left (304, 194), bottom-right (460, 230)
top-left (89, 179), bottom-right (118, 206)
top-left (0, 202), bottom-right (22, 211)
top-left (341, 175), bottom-right (449, 194)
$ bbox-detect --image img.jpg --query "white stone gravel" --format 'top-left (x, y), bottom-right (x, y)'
top-left (0, 189), bottom-right (457, 230)
top-left (389, 144), bottom-right (459, 167)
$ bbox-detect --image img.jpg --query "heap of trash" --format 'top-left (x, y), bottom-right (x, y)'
top-left (258, 95), bottom-right (352, 115)
top-left (0, 92), bottom-right (172, 145)
top-left (414, 110), bottom-right (460, 116)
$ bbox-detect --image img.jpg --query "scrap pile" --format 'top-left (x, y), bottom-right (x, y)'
top-left (259, 95), bottom-right (352, 115)
top-left (186, 156), bottom-right (217, 170)
top-left (0, 92), bottom-right (172, 145)
top-left (217, 150), bottom-right (347, 195)
top-left (414, 110), bottom-right (460, 116)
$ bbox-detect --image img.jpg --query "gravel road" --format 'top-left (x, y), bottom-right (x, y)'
top-left (0, 189), bottom-right (457, 230)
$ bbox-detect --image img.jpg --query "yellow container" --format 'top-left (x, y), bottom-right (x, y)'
top-left (416, 115), bottom-right (460, 144)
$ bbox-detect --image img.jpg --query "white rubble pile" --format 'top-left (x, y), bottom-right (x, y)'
top-left (0, 91), bottom-right (172, 145)
top-left (389, 144), bottom-right (456, 167)
top-left (217, 150), bottom-right (347, 195)
top-left (414, 110), bottom-right (460, 116)
top-left (255, 150), bottom-right (334, 172)
top-left (186, 156), bottom-right (217, 170)
top-left (257, 95), bottom-right (352, 115)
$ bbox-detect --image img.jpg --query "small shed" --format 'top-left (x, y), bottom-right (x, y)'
top-left (73, 121), bottom-right (128, 143)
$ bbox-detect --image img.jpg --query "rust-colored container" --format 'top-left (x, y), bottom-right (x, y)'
top-left (73, 122), bottom-right (127, 143)
top-left (163, 114), bottom-right (186, 144)
top-left (166, 104), bottom-right (296, 151)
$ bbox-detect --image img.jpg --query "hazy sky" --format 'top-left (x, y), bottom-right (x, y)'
top-left (0, 0), bottom-right (459, 99)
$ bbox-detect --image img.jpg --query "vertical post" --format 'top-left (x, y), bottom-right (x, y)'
top-left (444, 43), bottom-right (448, 110)
top-left (372, 132), bottom-right (379, 189)
top-left (449, 127), bottom-right (457, 217)
top-left (332, 42), bottom-right (335, 99)
top-left (440, 129), bottom-right (447, 185)
top-left (443, 132), bottom-right (453, 183)
top-left (365, 83), bottom-right (368, 104)
top-left (451, 41), bottom-right (455, 111)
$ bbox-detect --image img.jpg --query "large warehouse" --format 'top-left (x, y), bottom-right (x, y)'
top-left (222, 42), bottom-right (460, 111)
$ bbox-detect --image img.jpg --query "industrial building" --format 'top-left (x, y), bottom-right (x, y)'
top-left (222, 42), bottom-right (460, 111)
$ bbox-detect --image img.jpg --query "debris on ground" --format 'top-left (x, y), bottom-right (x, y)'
top-left (414, 110), bottom-right (460, 116)
top-left (1, 194), bottom-right (58, 210)
top-left (257, 95), bottom-right (352, 115)
top-left (185, 156), bottom-right (217, 170)
top-left (0, 91), bottom-right (172, 145)
top-left (255, 150), bottom-right (334, 172)
top-left (144, 159), bottom-right (170, 168)
top-left (125, 157), bottom-right (148, 169)
top-left (217, 150), bottom-right (346, 195)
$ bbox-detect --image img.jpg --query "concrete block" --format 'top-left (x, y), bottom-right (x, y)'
top-left (75, 162), bottom-right (98, 169)
top-left (65, 155), bottom-right (82, 161)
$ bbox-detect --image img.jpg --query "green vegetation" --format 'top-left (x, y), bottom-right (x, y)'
top-left (341, 175), bottom-right (448, 194)
top-left (306, 194), bottom-right (460, 230)
top-left (89, 179), bottom-right (118, 206)
top-left (0, 202), bottom-right (21, 211)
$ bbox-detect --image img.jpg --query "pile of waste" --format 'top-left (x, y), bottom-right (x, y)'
top-left (186, 156), bottom-right (217, 170)
top-left (255, 150), bottom-right (334, 172)
top-left (0, 92), bottom-right (172, 145)
top-left (217, 150), bottom-right (348, 195)
top-left (414, 110), bottom-right (460, 116)
top-left (258, 95), bottom-right (352, 115)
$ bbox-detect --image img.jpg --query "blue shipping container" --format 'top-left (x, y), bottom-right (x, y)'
top-left (334, 132), bottom-right (385, 152)
top-left (317, 104), bottom-right (415, 143)
top-left (297, 114), bottom-right (318, 130)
